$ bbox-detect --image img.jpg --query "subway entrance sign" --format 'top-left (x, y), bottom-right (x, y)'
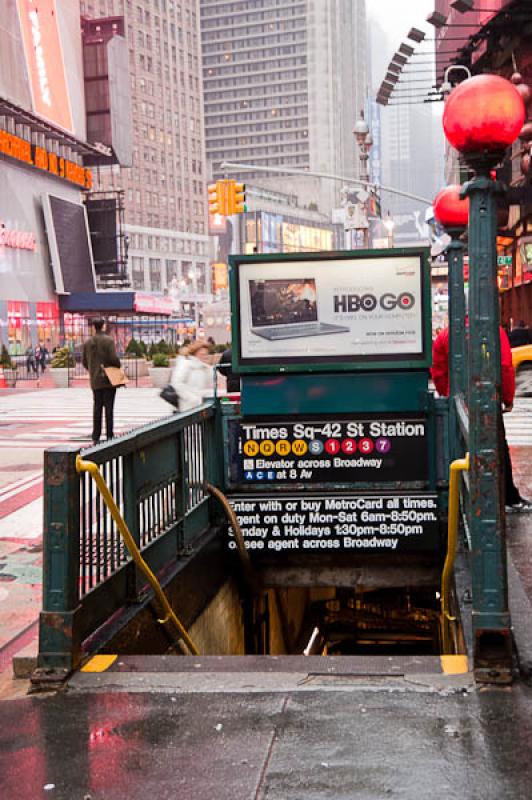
top-left (222, 248), bottom-right (446, 563)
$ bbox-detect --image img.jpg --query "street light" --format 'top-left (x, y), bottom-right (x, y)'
top-left (442, 74), bottom-right (526, 680)
top-left (433, 185), bottom-right (469, 444)
top-left (352, 112), bottom-right (373, 247)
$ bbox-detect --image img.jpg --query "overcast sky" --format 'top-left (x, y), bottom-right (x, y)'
top-left (368, 0), bottom-right (434, 39)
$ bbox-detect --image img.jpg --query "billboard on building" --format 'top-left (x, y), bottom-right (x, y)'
top-left (16, 0), bottom-right (73, 131)
top-left (42, 194), bottom-right (96, 293)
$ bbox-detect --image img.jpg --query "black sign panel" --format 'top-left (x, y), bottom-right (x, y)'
top-left (228, 417), bottom-right (428, 486)
top-left (228, 494), bottom-right (440, 554)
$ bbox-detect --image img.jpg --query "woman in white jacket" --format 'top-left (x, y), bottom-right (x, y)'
top-left (170, 340), bottom-right (218, 411)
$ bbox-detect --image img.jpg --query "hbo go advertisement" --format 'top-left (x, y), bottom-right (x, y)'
top-left (236, 253), bottom-right (425, 366)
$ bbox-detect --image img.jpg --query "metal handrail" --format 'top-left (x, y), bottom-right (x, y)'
top-left (76, 454), bottom-right (200, 656)
top-left (441, 452), bottom-right (470, 653)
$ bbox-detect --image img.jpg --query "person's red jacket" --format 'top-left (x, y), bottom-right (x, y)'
top-left (431, 326), bottom-right (515, 406)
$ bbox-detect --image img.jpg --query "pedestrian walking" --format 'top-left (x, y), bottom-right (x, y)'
top-left (35, 343), bottom-right (48, 374)
top-left (82, 319), bottom-right (121, 444)
top-left (431, 325), bottom-right (532, 512)
top-left (170, 340), bottom-right (219, 411)
top-left (25, 346), bottom-right (37, 375)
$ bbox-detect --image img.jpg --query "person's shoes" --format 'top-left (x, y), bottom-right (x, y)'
top-left (506, 499), bottom-right (532, 513)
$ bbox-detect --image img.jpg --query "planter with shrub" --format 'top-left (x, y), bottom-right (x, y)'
top-left (148, 352), bottom-right (171, 388)
top-left (49, 347), bottom-right (75, 388)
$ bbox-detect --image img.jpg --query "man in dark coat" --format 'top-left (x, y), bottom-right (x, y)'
top-left (82, 319), bottom-right (121, 443)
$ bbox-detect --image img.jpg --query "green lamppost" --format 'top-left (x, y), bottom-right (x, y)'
top-left (433, 185), bottom-right (469, 436)
top-left (443, 74), bottom-right (526, 682)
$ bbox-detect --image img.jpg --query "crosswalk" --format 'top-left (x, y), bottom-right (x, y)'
top-left (0, 387), bottom-right (173, 446)
top-left (505, 398), bottom-right (532, 447)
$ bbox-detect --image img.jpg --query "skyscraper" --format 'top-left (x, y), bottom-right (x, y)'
top-left (80, 0), bottom-right (210, 301)
top-left (200, 0), bottom-right (367, 211)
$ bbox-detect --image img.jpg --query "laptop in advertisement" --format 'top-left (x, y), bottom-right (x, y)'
top-left (249, 278), bottom-right (349, 340)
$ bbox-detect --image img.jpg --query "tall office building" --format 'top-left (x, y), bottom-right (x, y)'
top-left (200, 0), bottom-right (367, 212)
top-left (80, 0), bottom-right (210, 303)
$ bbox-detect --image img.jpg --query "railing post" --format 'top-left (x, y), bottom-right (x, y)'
top-left (36, 447), bottom-right (82, 677)
top-left (122, 450), bottom-right (143, 599)
top-left (464, 174), bottom-right (512, 682)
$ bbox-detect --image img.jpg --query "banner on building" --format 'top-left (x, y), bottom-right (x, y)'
top-left (17, 0), bottom-right (73, 132)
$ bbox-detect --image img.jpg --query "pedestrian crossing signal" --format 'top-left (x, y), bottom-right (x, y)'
top-left (233, 182), bottom-right (246, 214)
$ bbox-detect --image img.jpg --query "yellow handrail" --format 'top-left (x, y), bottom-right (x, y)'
top-left (441, 452), bottom-right (470, 653)
top-left (76, 455), bottom-right (199, 656)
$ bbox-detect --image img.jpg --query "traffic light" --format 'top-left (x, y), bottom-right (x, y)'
top-left (208, 182), bottom-right (222, 215)
top-left (233, 182), bottom-right (246, 214)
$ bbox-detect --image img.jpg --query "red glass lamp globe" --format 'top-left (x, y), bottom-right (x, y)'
top-left (433, 186), bottom-right (469, 229)
top-left (443, 75), bottom-right (525, 155)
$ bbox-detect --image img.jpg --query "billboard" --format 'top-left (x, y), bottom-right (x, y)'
top-left (42, 194), bottom-right (96, 294)
top-left (232, 251), bottom-right (428, 369)
top-left (17, 0), bottom-right (73, 132)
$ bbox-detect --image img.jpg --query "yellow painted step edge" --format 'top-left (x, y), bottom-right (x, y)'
top-left (440, 654), bottom-right (469, 675)
top-left (81, 655), bottom-right (118, 673)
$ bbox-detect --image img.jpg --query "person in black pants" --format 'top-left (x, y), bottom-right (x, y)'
top-left (82, 319), bottom-right (121, 443)
top-left (218, 348), bottom-right (240, 393)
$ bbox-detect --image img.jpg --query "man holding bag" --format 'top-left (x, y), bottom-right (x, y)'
top-left (82, 319), bottom-right (122, 444)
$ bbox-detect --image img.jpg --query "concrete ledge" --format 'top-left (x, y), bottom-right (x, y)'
top-left (12, 640), bottom-right (38, 679)
top-left (508, 556), bottom-right (532, 682)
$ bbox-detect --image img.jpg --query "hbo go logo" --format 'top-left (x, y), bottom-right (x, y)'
top-left (333, 293), bottom-right (416, 313)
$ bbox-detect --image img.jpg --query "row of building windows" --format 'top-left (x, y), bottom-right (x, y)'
top-left (129, 233), bottom-right (207, 256)
top-left (130, 257), bottom-right (208, 294)
top-left (206, 107), bottom-right (308, 128)
top-left (202, 31), bottom-right (305, 54)
top-left (203, 44), bottom-right (305, 66)
top-left (204, 86), bottom-right (307, 109)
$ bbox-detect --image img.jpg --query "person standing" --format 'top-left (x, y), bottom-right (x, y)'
top-left (82, 319), bottom-right (121, 443)
top-left (218, 347), bottom-right (240, 393)
top-left (431, 325), bottom-right (532, 512)
top-left (508, 320), bottom-right (530, 348)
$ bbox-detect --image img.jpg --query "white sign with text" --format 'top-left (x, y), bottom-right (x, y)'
top-left (238, 254), bottom-right (424, 363)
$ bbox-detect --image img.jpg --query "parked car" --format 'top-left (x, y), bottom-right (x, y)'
top-left (512, 344), bottom-right (532, 397)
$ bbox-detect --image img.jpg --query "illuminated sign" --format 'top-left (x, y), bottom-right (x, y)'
top-left (0, 221), bottom-right (36, 251)
top-left (0, 129), bottom-right (92, 188)
top-left (212, 262), bottom-right (228, 292)
top-left (134, 293), bottom-right (175, 315)
top-left (17, 0), bottom-right (73, 132)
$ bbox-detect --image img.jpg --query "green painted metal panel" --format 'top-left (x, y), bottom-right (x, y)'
top-left (241, 371), bottom-right (429, 415)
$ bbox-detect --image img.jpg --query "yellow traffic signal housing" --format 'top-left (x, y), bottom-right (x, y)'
top-left (208, 182), bottom-right (222, 215)
top-left (234, 182), bottom-right (246, 214)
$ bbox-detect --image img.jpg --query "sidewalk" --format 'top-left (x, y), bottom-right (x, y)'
top-left (0, 387), bottom-right (172, 686)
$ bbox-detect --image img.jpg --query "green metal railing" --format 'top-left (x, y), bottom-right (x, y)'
top-left (37, 401), bottom-right (222, 676)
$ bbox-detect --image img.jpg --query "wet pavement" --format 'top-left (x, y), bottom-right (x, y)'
top-left (0, 397), bottom-right (531, 798)
top-left (1, 676), bottom-right (532, 799)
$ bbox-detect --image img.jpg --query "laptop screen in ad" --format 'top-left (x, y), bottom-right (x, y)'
top-left (249, 278), bottom-right (318, 328)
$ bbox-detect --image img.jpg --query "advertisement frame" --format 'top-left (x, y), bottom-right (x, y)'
top-left (229, 247), bottom-right (431, 374)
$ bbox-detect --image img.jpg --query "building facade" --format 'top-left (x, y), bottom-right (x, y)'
top-left (80, 0), bottom-right (211, 317)
top-left (200, 0), bottom-right (367, 212)
top-left (0, 0), bottom-right (95, 352)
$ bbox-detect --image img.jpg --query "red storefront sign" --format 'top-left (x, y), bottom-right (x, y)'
top-left (0, 221), bottom-right (37, 251)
